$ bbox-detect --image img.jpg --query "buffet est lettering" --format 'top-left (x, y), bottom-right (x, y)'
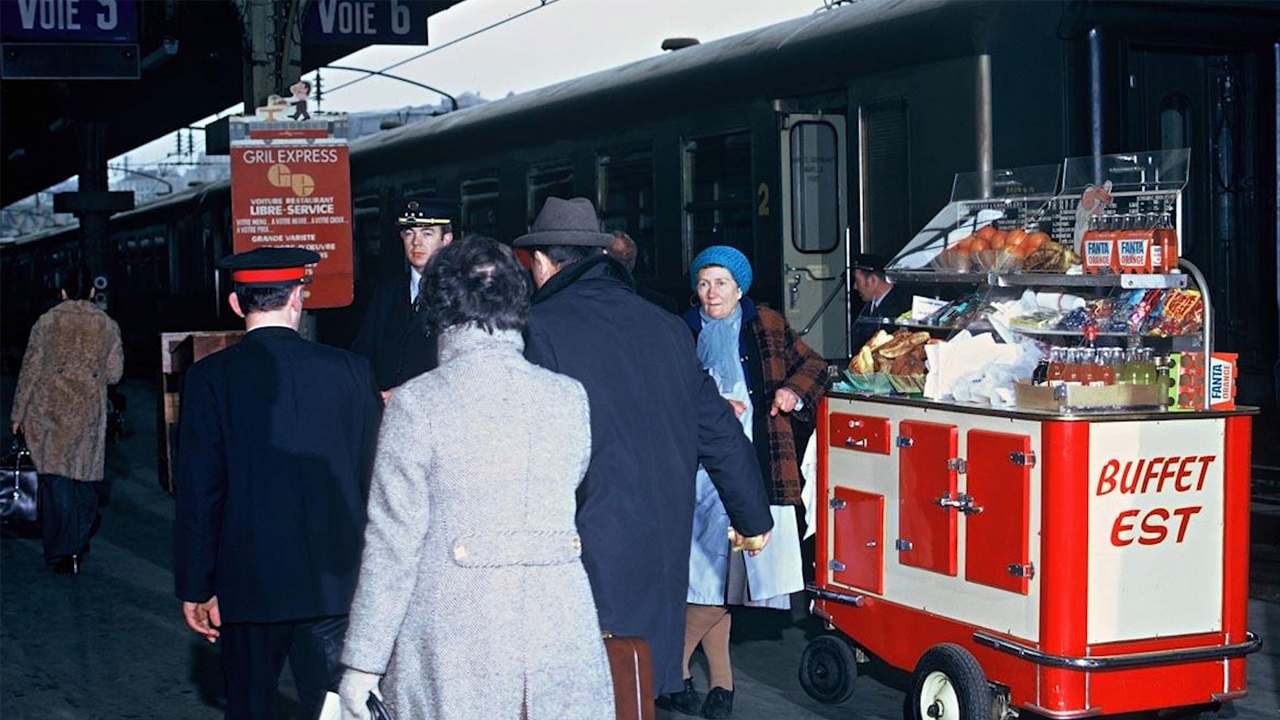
top-left (1095, 454), bottom-right (1217, 547)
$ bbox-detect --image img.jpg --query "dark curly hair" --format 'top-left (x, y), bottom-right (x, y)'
top-left (420, 236), bottom-right (531, 334)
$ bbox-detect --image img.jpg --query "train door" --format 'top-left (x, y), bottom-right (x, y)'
top-left (1124, 46), bottom-right (1276, 405)
top-left (779, 114), bottom-right (848, 360)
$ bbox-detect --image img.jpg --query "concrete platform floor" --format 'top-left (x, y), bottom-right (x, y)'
top-left (2, 380), bottom-right (1277, 720)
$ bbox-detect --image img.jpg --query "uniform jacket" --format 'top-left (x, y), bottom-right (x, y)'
top-left (342, 327), bottom-right (614, 720)
top-left (172, 327), bottom-right (382, 623)
top-left (351, 270), bottom-right (438, 391)
top-left (12, 300), bottom-right (124, 481)
top-left (522, 254), bottom-right (773, 696)
top-left (683, 298), bottom-right (830, 505)
top-left (850, 284), bottom-right (914, 352)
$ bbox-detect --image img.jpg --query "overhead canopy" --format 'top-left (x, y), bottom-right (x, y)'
top-left (0, 0), bottom-right (462, 206)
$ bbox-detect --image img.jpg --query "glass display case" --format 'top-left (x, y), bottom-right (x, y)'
top-left (844, 150), bottom-right (1229, 413)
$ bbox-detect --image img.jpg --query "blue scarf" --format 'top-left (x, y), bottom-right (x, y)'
top-left (696, 305), bottom-right (752, 440)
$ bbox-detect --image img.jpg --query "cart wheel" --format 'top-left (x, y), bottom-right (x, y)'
top-left (798, 635), bottom-right (857, 704)
top-left (908, 644), bottom-right (993, 720)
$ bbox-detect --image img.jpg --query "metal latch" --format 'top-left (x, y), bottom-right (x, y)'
top-left (1007, 563), bottom-right (1036, 579)
top-left (829, 497), bottom-right (846, 510)
top-left (896, 436), bottom-right (914, 448)
top-left (844, 437), bottom-right (868, 448)
top-left (947, 457), bottom-right (968, 473)
top-left (1010, 451), bottom-right (1037, 468)
top-left (829, 560), bottom-right (846, 572)
top-left (895, 538), bottom-right (913, 551)
top-left (937, 492), bottom-right (983, 515)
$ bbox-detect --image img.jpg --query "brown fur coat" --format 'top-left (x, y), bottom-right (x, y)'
top-left (12, 300), bottom-right (124, 481)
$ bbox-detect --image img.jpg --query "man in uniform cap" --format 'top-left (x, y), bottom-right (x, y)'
top-left (515, 196), bottom-right (774, 701)
top-left (351, 197), bottom-right (457, 400)
top-left (173, 247), bottom-right (382, 720)
top-left (849, 253), bottom-right (912, 351)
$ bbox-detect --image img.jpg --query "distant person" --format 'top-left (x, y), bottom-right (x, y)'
top-left (606, 229), bottom-right (680, 313)
top-left (671, 246), bottom-right (829, 719)
top-left (10, 264), bottom-right (123, 575)
top-left (515, 196), bottom-right (774, 700)
top-left (351, 197), bottom-right (457, 401)
top-left (849, 253), bottom-right (911, 351)
top-left (173, 248), bottom-right (382, 720)
top-left (338, 237), bottom-right (614, 720)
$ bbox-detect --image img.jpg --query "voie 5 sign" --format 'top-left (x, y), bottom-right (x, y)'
top-left (0, 0), bottom-right (136, 42)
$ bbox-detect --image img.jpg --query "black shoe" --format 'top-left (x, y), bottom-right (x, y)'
top-left (668, 677), bottom-right (703, 716)
top-left (701, 686), bottom-right (734, 719)
top-left (52, 554), bottom-right (81, 575)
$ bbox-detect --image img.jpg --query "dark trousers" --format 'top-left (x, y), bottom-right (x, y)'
top-left (219, 615), bottom-right (347, 720)
top-left (38, 473), bottom-right (99, 564)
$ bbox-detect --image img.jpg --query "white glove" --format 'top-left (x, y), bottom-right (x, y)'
top-left (338, 668), bottom-right (383, 720)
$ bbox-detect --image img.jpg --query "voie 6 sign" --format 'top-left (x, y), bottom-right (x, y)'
top-left (305, 0), bottom-right (444, 45)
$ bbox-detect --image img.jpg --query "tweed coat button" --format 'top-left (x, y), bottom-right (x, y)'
top-left (453, 544), bottom-right (467, 560)
top-left (571, 537), bottom-right (581, 550)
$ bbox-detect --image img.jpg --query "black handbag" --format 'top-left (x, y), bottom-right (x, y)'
top-left (1, 434), bottom-right (39, 524)
top-left (367, 695), bottom-right (392, 720)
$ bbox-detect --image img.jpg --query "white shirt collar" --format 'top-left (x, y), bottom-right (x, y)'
top-left (410, 267), bottom-right (424, 303)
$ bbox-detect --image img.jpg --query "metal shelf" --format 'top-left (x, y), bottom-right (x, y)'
top-left (888, 270), bottom-right (1189, 289)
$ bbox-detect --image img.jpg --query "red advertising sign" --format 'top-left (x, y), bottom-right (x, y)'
top-left (230, 128), bottom-right (353, 308)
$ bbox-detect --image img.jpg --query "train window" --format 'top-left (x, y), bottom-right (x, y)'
top-left (597, 148), bottom-right (656, 277)
top-left (461, 177), bottom-right (500, 238)
top-left (403, 181), bottom-right (437, 198)
top-left (528, 160), bottom-right (574, 225)
top-left (859, 97), bottom-right (912, 258)
top-left (789, 121), bottom-right (841, 254)
top-left (683, 131), bottom-right (753, 270)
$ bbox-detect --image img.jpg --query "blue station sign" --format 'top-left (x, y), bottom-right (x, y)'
top-left (305, 0), bottom-right (442, 45)
top-left (0, 0), bottom-right (137, 43)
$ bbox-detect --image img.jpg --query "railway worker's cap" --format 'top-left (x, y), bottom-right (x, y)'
top-left (512, 197), bottom-right (613, 248)
top-left (217, 247), bottom-right (319, 286)
top-left (851, 253), bottom-right (891, 279)
top-left (397, 197), bottom-right (456, 228)
top-left (690, 245), bottom-right (753, 295)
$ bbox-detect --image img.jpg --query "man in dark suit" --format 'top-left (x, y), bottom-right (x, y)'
top-left (515, 197), bottom-right (774, 700)
top-left (173, 248), bottom-right (381, 720)
top-left (850, 253), bottom-right (914, 351)
top-left (351, 197), bottom-right (456, 400)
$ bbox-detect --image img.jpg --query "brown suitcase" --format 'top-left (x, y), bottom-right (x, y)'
top-left (602, 633), bottom-right (655, 720)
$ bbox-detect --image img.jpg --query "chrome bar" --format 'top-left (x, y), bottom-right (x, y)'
top-left (973, 630), bottom-right (1261, 670)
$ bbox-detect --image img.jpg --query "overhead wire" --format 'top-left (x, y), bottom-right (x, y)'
top-left (320, 0), bottom-right (565, 97)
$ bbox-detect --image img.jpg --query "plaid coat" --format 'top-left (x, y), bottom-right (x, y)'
top-left (684, 298), bottom-right (830, 505)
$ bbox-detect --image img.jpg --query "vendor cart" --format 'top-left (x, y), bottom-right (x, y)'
top-left (800, 152), bottom-right (1261, 719)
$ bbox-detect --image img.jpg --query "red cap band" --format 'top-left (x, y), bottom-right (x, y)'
top-left (232, 268), bottom-right (307, 283)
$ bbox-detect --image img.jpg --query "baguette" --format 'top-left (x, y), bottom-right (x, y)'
top-left (878, 331), bottom-right (931, 359)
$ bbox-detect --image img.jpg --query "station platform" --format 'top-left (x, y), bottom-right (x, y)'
top-left (0, 378), bottom-right (1276, 719)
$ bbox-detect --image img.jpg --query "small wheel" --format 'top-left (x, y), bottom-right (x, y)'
top-left (798, 635), bottom-right (857, 704)
top-left (908, 644), bottom-right (993, 720)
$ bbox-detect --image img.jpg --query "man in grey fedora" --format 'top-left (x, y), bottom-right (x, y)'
top-left (515, 196), bottom-right (774, 701)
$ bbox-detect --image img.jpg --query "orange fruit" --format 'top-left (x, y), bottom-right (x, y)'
top-left (990, 231), bottom-right (1008, 251)
top-left (956, 235), bottom-right (975, 252)
top-left (1006, 228), bottom-right (1028, 249)
top-left (970, 237), bottom-right (990, 253)
top-left (976, 224), bottom-right (997, 241)
top-left (1025, 231), bottom-right (1050, 250)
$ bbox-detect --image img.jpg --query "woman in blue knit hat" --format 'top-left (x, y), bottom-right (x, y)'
top-left (670, 245), bottom-right (829, 719)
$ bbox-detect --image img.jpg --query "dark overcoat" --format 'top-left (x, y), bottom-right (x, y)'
top-left (523, 255), bottom-right (774, 696)
top-left (173, 327), bottom-right (382, 623)
top-left (351, 271), bottom-right (438, 391)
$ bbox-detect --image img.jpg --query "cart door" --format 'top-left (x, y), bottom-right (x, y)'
top-left (830, 488), bottom-right (885, 594)
top-left (897, 420), bottom-right (958, 576)
top-left (964, 430), bottom-right (1033, 594)
top-left (780, 113), bottom-right (848, 360)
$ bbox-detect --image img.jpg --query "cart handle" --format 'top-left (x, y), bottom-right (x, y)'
top-left (973, 630), bottom-right (1262, 670)
top-left (805, 583), bottom-right (865, 607)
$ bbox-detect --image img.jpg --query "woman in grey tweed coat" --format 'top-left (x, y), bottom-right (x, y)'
top-left (338, 237), bottom-right (614, 720)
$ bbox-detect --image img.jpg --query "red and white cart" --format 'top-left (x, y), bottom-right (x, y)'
top-left (799, 154), bottom-right (1261, 719)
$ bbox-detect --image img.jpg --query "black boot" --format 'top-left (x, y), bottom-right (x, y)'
top-left (701, 686), bottom-right (734, 719)
top-left (668, 677), bottom-right (703, 716)
top-left (52, 554), bottom-right (81, 576)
